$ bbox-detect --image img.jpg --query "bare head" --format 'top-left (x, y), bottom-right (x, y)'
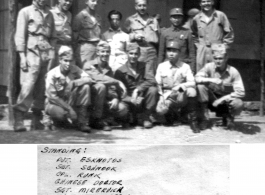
top-left (135, 0), bottom-right (148, 16)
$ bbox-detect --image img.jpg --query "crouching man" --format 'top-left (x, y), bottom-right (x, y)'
top-left (114, 43), bottom-right (158, 128)
top-left (83, 41), bottom-right (128, 130)
top-left (44, 46), bottom-right (93, 132)
top-left (156, 40), bottom-right (200, 133)
top-left (196, 43), bottom-right (245, 130)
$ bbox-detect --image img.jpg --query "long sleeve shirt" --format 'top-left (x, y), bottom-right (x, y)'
top-left (191, 10), bottom-right (234, 48)
top-left (46, 65), bottom-right (92, 110)
top-left (72, 8), bottom-right (101, 43)
top-left (15, 3), bottom-right (55, 52)
top-left (158, 26), bottom-right (196, 71)
top-left (50, 6), bottom-right (72, 43)
top-left (124, 13), bottom-right (159, 45)
top-left (195, 62), bottom-right (245, 98)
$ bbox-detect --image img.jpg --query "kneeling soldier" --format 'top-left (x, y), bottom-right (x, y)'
top-left (156, 40), bottom-right (200, 133)
top-left (83, 41), bottom-right (128, 130)
top-left (195, 43), bottom-right (245, 130)
top-left (45, 46), bottom-right (92, 132)
top-left (114, 43), bottom-right (158, 128)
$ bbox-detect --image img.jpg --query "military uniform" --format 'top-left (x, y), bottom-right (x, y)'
top-left (124, 13), bottom-right (159, 75)
top-left (72, 9), bottom-right (101, 68)
top-left (158, 26), bottom-right (196, 72)
top-left (102, 28), bottom-right (129, 72)
top-left (83, 59), bottom-right (128, 122)
top-left (191, 10), bottom-right (234, 71)
top-left (45, 64), bottom-right (92, 130)
top-left (114, 61), bottom-right (158, 127)
top-left (14, 2), bottom-right (55, 131)
top-left (50, 6), bottom-right (72, 69)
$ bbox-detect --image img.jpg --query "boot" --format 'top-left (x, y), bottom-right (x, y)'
top-left (143, 110), bottom-right (153, 129)
top-left (187, 98), bottom-right (200, 133)
top-left (43, 113), bottom-right (55, 131)
top-left (77, 106), bottom-right (91, 133)
top-left (30, 109), bottom-right (44, 131)
top-left (226, 115), bottom-right (235, 130)
top-left (198, 103), bottom-right (209, 130)
top-left (14, 109), bottom-right (27, 132)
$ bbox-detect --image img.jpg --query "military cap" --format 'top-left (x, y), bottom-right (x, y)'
top-left (58, 46), bottom-right (73, 57)
top-left (126, 42), bottom-right (140, 52)
top-left (211, 43), bottom-right (227, 56)
top-left (170, 8), bottom-right (184, 16)
top-left (166, 40), bottom-right (181, 50)
top-left (97, 41), bottom-right (111, 51)
top-left (187, 8), bottom-right (200, 17)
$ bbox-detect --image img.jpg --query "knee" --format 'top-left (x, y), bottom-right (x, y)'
top-left (117, 102), bottom-right (128, 117)
top-left (186, 88), bottom-right (197, 97)
top-left (80, 84), bottom-right (90, 93)
top-left (230, 98), bottom-right (244, 111)
top-left (95, 83), bottom-right (106, 92)
top-left (197, 84), bottom-right (207, 93)
top-left (46, 105), bottom-right (66, 121)
top-left (147, 86), bottom-right (158, 96)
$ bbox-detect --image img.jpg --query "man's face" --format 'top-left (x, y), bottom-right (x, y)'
top-left (166, 48), bottom-right (180, 63)
top-left (170, 15), bottom-right (183, 27)
top-left (127, 49), bottom-right (140, 64)
top-left (58, 0), bottom-right (73, 12)
top-left (200, 0), bottom-right (214, 12)
top-left (34, 0), bottom-right (47, 8)
top-left (60, 55), bottom-right (73, 72)
top-left (109, 14), bottom-right (121, 30)
top-left (97, 48), bottom-right (111, 62)
top-left (213, 54), bottom-right (228, 70)
top-left (135, 1), bottom-right (147, 16)
top-left (86, 0), bottom-right (98, 10)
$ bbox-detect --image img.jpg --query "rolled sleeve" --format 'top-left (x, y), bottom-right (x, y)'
top-left (230, 70), bottom-right (245, 98)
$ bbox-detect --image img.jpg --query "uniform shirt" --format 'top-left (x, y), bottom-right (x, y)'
top-left (158, 26), bottom-right (196, 71)
top-left (195, 62), bottom-right (245, 98)
top-left (191, 10), bottom-right (234, 47)
top-left (102, 28), bottom-right (129, 55)
top-left (50, 6), bottom-right (72, 43)
top-left (114, 62), bottom-right (155, 99)
top-left (46, 65), bottom-right (91, 110)
top-left (156, 61), bottom-right (195, 90)
top-left (83, 58), bottom-right (120, 100)
top-left (124, 13), bottom-right (159, 44)
top-left (72, 8), bottom-right (101, 42)
top-left (15, 2), bottom-right (55, 52)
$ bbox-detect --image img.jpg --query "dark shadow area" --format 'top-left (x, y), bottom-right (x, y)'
top-left (211, 118), bottom-right (261, 135)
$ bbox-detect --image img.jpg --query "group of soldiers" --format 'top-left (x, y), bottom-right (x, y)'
top-left (13, 0), bottom-right (245, 134)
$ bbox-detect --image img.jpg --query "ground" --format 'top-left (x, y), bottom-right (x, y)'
top-left (0, 111), bottom-right (264, 144)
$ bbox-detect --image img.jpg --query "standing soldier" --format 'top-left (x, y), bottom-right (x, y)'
top-left (45, 46), bottom-right (92, 132)
top-left (156, 40), bottom-right (200, 133)
top-left (13, 0), bottom-right (55, 131)
top-left (191, 0), bottom-right (234, 72)
top-left (102, 10), bottom-right (129, 72)
top-left (50, 0), bottom-right (73, 70)
top-left (124, 0), bottom-right (160, 75)
top-left (158, 8), bottom-right (196, 73)
top-left (73, 0), bottom-right (102, 68)
top-left (195, 44), bottom-right (245, 130)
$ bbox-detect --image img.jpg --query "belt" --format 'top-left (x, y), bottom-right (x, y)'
top-left (56, 40), bottom-right (72, 45)
top-left (78, 40), bottom-right (100, 44)
top-left (200, 40), bottom-right (222, 47)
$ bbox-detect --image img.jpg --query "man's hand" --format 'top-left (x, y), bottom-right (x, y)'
top-left (67, 108), bottom-right (77, 120)
top-left (131, 89), bottom-right (139, 104)
top-left (109, 98), bottom-right (119, 110)
top-left (210, 78), bottom-right (223, 85)
top-left (118, 81), bottom-right (127, 99)
top-left (173, 84), bottom-right (186, 92)
top-left (19, 52), bottom-right (28, 72)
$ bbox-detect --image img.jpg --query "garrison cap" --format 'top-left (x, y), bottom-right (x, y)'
top-left (170, 8), bottom-right (184, 16)
top-left (187, 8), bottom-right (200, 17)
top-left (211, 43), bottom-right (227, 56)
top-left (97, 41), bottom-right (111, 51)
top-left (58, 46), bottom-right (73, 57)
top-left (126, 42), bottom-right (140, 52)
top-left (166, 40), bottom-right (181, 50)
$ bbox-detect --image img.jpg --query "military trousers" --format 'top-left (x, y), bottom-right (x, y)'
top-left (75, 42), bottom-right (98, 68)
top-left (197, 84), bottom-right (244, 117)
top-left (45, 84), bottom-right (91, 122)
top-left (138, 45), bottom-right (158, 76)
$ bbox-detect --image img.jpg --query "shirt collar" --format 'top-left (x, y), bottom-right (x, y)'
top-left (198, 9), bottom-right (217, 21)
top-left (170, 25), bottom-right (184, 31)
top-left (215, 64), bottom-right (231, 75)
top-left (32, 2), bottom-right (49, 12)
top-left (109, 27), bottom-right (121, 32)
top-left (169, 60), bottom-right (183, 68)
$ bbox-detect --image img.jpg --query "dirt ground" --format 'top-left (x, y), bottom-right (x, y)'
top-left (0, 111), bottom-right (264, 144)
